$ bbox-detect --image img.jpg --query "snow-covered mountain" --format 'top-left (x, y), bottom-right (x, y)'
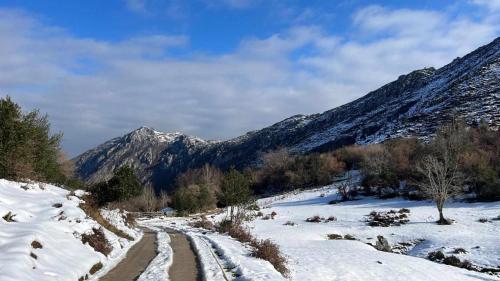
top-left (74, 37), bottom-right (500, 191)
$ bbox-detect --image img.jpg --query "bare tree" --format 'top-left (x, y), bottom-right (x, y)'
top-left (417, 154), bottom-right (463, 224)
top-left (261, 148), bottom-right (292, 171)
top-left (140, 186), bottom-right (157, 212)
top-left (337, 171), bottom-right (355, 201)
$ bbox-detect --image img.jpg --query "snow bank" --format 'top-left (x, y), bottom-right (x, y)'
top-left (0, 179), bottom-right (140, 281)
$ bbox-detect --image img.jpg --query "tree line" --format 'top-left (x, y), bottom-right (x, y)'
top-left (0, 96), bottom-right (82, 188)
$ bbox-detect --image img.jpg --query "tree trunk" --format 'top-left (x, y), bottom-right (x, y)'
top-left (437, 200), bottom-right (446, 224)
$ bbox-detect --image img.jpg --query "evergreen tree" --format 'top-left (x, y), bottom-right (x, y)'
top-left (218, 169), bottom-right (252, 223)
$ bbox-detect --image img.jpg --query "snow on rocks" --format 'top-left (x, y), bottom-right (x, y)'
top-left (0, 179), bottom-right (141, 281)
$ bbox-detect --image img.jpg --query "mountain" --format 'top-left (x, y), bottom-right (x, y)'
top-left (74, 37), bottom-right (500, 191)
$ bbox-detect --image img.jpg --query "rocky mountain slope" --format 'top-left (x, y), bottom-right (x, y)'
top-left (74, 37), bottom-right (500, 191)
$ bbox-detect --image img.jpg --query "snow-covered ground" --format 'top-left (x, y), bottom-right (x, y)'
top-left (141, 216), bottom-right (287, 281)
top-left (0, 179), bottom-right (141, 281)
top-left (136, 224), bottom-right (172, 281)
top-left (143, 183), bottom-right (500, 281)
top-left (245, 185), bottom-right (500, 281)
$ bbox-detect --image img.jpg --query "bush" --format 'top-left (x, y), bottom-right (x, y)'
top-left (216, 219), bottom-right (254, 244)
top-left (91, 166), bottom-right (142, 206)
top-left (306, 215), bottom-right (323, 223)
top-left (81, 228), bottom-right (112, 256)
top-left (427, 251), bottom-right (445, 261)
top-left (190, 217), bottom-right (215, 231)
top-left (366, 209), bottom-right (410, 227)
top-left (443, 255), bottom-right (462, 267)
top-left (172, 183), bottom-right (217, 215)
top-left (251, 239), bottom-right (289, 277)
top-left (327, 233), bottom-right (343, 240)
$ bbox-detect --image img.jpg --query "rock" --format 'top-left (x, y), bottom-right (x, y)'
top-left (375, 235), bottom-right (392, 252)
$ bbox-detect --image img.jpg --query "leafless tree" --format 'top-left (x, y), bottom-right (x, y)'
top-left (140, 186), bottom-right (157, 212)
top-left (337, 171), bottom-right (355, 201)
top-left (417, 154), bottom-right (463, 224)
top-left (261, 148), bottom-right (292, 171)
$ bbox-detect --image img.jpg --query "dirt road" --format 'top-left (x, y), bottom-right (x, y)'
top-left (100, 228), bottom-right (157, 281)
top-left (166, 228), bottom-right (202, 281)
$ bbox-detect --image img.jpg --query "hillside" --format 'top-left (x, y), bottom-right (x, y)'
top-left (74, 37), bottom-right (500, 191)
top-left (0, 179), bottom-right (141, 281)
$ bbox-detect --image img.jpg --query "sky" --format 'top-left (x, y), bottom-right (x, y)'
top-left (0, 0), bottom-right (499, 156)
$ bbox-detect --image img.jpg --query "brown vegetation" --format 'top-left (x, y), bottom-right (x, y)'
top-left (79, 196), bottom-right (134, 241)
top-left (81, 228), bottom-right (112, 256)
top-left (31, 240), bottom-right (43, 249)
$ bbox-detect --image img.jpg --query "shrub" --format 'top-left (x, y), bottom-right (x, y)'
top-left (81, 228), bottom-right (112, 256)
top-left (478, 217), bottom-right (488, 223)
top-left (216, 219), bottom-right (254, 244)
top-left (171, 183), bottom-right (216, 215)
top-left (190, 217), bottom-right (214, 231)
top-left (443, 255), bottom-right (462, 267)
top-left (453, 248), bottom-right (467, 254)
top-left (52, 203), bottom-right (63, 208)
top-left (91, 166), bottom-right (142, 206)
top-left (270, 211), bottom-right (277, 219)
top-left (251, 239), bottom-right (289, 277)
top-left (343, 234), bottom-right (356, 240)
top-left (306, 215), bottom-right (323, 223)
top-left (31, 240), bottom-right (43, 249)
top-left (427, 251), bottom-right (445, 261)
top-left (79, 196), bottom-right (134, 240)
top-left (89, 262), bottom-right (103, 275)
top-left (283, 221), bottom-right (295, 226)
top-left (327, 233), bottom-right (343, 240)
top-left (366, 210), bottom-right (410, 227)
top-left (327, 216), bottom-right (337, 221)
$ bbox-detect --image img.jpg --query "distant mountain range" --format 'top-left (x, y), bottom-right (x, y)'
top-left (74, 37), bottom-right (500, 192)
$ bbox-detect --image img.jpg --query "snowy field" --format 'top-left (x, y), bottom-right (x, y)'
top-left (0, 179), bottom-right (141, 281)
top-left (144, 183), bottom-right (500, 281)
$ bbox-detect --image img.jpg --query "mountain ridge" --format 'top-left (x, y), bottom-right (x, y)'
top-left (74, 37), bottom-right (500, 191)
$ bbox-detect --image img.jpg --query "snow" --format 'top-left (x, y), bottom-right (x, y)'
top-left (243, 185), bottom-right (500, 281)
top-left (142, 182), bottom-right (500, 281)
top-left (141, 217), bottom-right (286, 281)
top-left (0, 179), bottom-right (141, 281)
top-left (137, 225), bottom-right (173, 281)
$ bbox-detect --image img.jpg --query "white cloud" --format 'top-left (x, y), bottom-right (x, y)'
top-left (472, 0), bottom-right (500, 12)
top-left (0, 4), bottom-right (498, 156)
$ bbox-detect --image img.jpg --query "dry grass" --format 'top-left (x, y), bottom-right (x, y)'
top-left (251, 239), bottom-right (289, 277)
top-left (82, 228), bottom-right (112, 256)
top-left (306, 215), bottom-right (323, 223)
top-left (190, 217), bottom-right (215, 230)
top-left (31, 240), bottom-right (43, 249)
top-left (216, 219), bottom-right (289, 277)
top-left (79, 195), bottom-right (134, 241)
top-left (89, 262), bottom-right (103, 274)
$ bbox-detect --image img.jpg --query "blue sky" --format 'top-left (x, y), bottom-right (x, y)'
top-left (0, 0), bottom-right (499, 155)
